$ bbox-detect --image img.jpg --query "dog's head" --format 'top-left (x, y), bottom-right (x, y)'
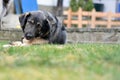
top-left (19, 11), bottom-right (51, 40)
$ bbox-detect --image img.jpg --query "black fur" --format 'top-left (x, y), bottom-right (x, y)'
top-left (3, 0), bottom-right (9, 7)
top-left (19, 10), bottom-right (66, 44)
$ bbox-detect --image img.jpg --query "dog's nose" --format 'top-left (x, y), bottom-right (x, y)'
top-left (25, 33), bottom-right (34, 40)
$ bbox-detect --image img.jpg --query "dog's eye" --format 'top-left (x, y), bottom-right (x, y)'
top-left (28, 20), bottom-right (34, 24)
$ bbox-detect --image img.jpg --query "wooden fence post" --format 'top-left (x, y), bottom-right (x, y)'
top-left (67, 8), bottom-right (72, 28)
top-left (78, 8), bottom-right (82, 28)
top-left (91, 9), bottom-right (96, 28)
top-left (107, 12), bottom-right (112, 28)
top-left (64, 8), bottom-right (120, 28)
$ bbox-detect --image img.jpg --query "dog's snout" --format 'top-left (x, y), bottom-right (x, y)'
top-left (25, 33), bottom-right (34, 40)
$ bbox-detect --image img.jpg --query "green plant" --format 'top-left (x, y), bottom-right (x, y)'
top-left (84, 0), bottom-right (94, 11)
top-left (70, 0), bottom-right (78, 12)
top-left (78, 0), bottom-right (84, 9)
top-left (70, 0), bottom-right (94, 11)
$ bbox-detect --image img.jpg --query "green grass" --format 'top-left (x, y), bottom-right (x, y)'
top-left (0, 42), bottom-right (120, 80)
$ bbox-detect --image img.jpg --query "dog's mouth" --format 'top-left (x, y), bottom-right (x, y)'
top-left (25, 33), bottom-right (35, 40)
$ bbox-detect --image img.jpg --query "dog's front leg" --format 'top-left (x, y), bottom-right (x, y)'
top-left (21, 36), bottom-right (25, 43)
top-left (48, 32), bottom-right (53, 44)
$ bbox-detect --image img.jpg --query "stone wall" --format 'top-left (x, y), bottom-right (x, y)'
top-left (67, 28), bottom-right (120, 43)
top-left (0, 29), bottom-right (23, 41)
top-left (1, 28), bottom-right (120, 43)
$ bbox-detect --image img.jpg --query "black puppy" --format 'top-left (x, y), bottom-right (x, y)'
top-left (19, 10), bottom-right (66, 44)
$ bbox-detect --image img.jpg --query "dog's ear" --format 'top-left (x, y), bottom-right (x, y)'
top-left (19, 13), bottom-right (31, 32)
top-left (46, 16), bottom-right (57, 26)
top-left (45, 13), bottom-right (59, 43)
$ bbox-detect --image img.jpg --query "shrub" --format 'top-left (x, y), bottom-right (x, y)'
top-left (70, 0), bottom-right (78, 12)
top-left (70, 0), bottom-right (94, 11)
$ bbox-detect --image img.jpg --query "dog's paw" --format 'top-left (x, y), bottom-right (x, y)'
top-left (3, 44), bottom-right (12, 48)
top-left (9, 41), bottom-right (23, 45)
top-left (22, 37), bottom-right (48, 45)
top-left (3, 41), bottom-right (28, 48)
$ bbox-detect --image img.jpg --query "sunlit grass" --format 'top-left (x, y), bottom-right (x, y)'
top-left (0, 42), bottom-right (120, 80)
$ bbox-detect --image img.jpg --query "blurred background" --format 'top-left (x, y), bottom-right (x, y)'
top-left (1, 0), bottom-right (120, 29)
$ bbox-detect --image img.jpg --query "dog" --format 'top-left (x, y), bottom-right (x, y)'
top-left (3, 10), bottom-right (66, 48)
top-left (19, 10), bottom-right (67, 44)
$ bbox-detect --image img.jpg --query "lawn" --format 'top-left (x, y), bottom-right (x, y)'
top-left (0, 42), bottom-right (120, 80)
